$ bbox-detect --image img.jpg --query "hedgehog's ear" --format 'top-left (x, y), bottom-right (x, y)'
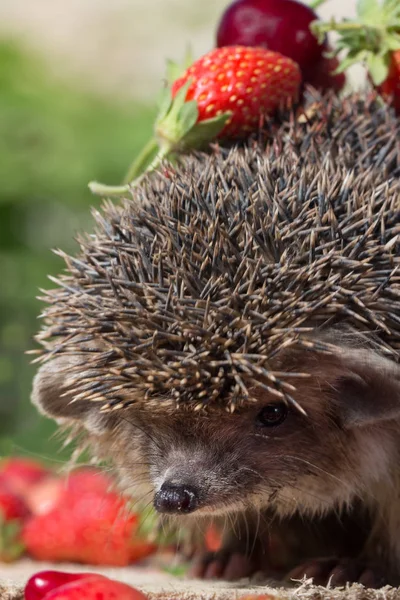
top-left (332, 350), bottom-right (400, 428)
top-left (32, 356), bottom-right (107, 434)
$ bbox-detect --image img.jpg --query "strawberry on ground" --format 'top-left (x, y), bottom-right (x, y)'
top-left (26, 477), bottom-right (63, 516)
top-left (311, 0), bottom-right (400, 113)
top-left (64, 468), bottom-right (112, 494)
top-left (0, 457), bottom-right (49, 498)
top-left (25, 571), bottom-right (148, 600)
top-left (26, 468), bottom-right (113, 516)
top-left (89, 45), bottom-right (301, 196)
top-left (22, 488), bottom-right (156, 566)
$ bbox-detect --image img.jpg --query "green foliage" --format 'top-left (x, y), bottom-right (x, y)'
top-left (0, 39), bottom-right (155, 460)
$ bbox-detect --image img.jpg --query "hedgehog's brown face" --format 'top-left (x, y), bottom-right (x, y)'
top-left (107, 346), bottom-right (400, 519)
top-left (118, 398), bottom-right (342, 518)
top-left (32, 344), bottom-right (400, 519)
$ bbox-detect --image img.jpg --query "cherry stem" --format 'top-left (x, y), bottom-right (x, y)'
top-left (314, 19), bottom-right (368, 34)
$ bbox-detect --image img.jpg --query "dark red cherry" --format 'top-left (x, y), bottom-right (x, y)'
top-left (216, 0), bottom-right (326, 79)
top-left (304, 51), bottom-right (346, 92)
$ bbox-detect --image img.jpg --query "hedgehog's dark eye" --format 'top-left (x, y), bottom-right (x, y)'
top-left (256, 403), bottom-right (288, 427)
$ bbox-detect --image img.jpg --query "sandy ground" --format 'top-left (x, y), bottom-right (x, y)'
top-left (2, 560), bottom-right (400, 600)
top-left (0, 0), bottom-right (365, 100)
top-left (0, 559), bottom-right (288, 600)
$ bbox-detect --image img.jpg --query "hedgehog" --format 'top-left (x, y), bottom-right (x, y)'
top-left (31, 91), bottom-right (400, 588)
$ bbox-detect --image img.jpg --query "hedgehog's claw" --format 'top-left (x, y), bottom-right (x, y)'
top-left (287, 557), bottom-right (386, 588)
top-left (191, 549), bottom-right (257, 581)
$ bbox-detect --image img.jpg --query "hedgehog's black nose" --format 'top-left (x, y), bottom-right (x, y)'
top-left (154, 482), bottom-right (199, 514)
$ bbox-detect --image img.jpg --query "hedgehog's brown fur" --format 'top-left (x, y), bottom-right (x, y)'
top-left (34, 91), bottom-right (400, 416)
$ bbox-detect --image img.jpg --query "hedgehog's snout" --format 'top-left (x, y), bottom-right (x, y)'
top-left (154, 482), bottom-right (199, 514)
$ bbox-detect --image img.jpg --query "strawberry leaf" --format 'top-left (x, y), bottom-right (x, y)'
top-left (157, 87), bottom-right (174, 123)
top-left (181, 46), bottom-right (195, 72)
top-left (157, 79), bottom-right (191, 130)
top-left (357, 0), bottom-right (384, 25)
top-left (182, 113), bottom-right (232, 148)
top-left (166, 59), bottom-right (186, 84)
top-left (333, 51), bottom-right (368, 73)
top-left (383, 33), bottom-right (400, 50)
top-left (365, 52), bottom-right (390, 84)
top-left (176, 101), bottom-right (200, 137)
top-left (382, 0), bottom-right (400, 20)
top-left (156, 99), bottom-right (199, 147)
top-left (166, 47), bottom-right (194, 84)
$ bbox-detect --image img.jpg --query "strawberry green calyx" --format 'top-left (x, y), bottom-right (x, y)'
top-left (0, 518), bottom-right (25, 562)
top-left (311, 0), bottom-right (400, 85)
top-left (155, 80), bottom-right (232, 152)
top-left (89, 81), bottom-right (231, 197)
top-left (165, 47), bottom-right (194, 83)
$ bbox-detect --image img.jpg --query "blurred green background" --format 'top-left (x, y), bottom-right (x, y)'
top-left (0, 39), bottom-right (156, 460)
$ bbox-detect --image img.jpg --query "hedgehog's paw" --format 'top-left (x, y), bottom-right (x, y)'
top-left (190, 549), bottom-right (257, 581)
top-left (287, 558), bottom-right (386, 588)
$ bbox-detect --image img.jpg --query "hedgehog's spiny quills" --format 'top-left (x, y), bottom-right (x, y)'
top-left (34, 92), bottom-right (400, 414)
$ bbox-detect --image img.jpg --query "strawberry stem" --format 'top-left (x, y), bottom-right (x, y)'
top-left (88, 182), bottom-right (131, 196)
top-left (123, 137), bottom-right (160, 184)
top-left (89, 145), bottom-right (172, 197)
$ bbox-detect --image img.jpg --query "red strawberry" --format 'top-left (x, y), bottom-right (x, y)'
top-left (89, 46), bottom-right (300, 196)
top-left (26, 477), bottom-right (63, 516)
top-left (64, 468), bottom-right (112, 495)
top-left (23, 488), bottom-right (155, 566)
top-left (27, 469), bottom-right (113, 516)
top-left (0, 457), bottom-right (48, 498)
top-left (312, 0), bottom-right (400, 113)
top-left (25, 571), bottom-right (148, 600)
top-left (129, 538), bottom-right (158, 562)
top-left (169, 46), bottom-right (301, 139)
